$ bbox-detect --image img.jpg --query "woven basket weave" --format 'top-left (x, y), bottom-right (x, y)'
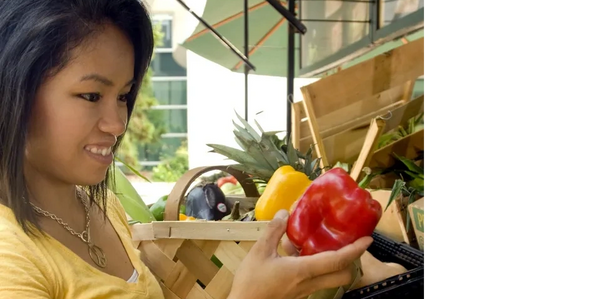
top-left (129, 166), bottom-right (361, 299)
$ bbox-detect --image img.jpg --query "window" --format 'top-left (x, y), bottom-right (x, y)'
top-left (152, 79), bottom-right (187, 105)
top-left (153, 15), bottom-right (173, 50)
top-left (138, 14), bottom-right (188, 165)
top-left (151, 53), bottom-right (187, 77)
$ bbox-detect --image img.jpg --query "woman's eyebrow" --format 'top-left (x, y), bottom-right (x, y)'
top-left (80, 73), bottom-right (135, 87)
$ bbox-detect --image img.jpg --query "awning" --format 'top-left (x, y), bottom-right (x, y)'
top-left (181, 0), bottom-right (299, 77)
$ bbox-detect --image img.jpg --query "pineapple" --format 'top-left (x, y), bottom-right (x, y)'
top-left (206, 112), bottom-right (322, 183)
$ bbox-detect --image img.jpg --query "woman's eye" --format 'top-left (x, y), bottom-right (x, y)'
top-left (118, 94), bottom-right (129, 103)
top-left (79, 93), bottom-right (101, 102)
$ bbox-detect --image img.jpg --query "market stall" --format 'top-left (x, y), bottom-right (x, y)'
top-left (118, 1), bottom-right (425, 298)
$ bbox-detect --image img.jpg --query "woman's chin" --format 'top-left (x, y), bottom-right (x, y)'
top-left (76, 170), bottom-right (110, 187)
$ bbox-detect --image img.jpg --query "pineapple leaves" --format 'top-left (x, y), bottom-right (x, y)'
top-left (254, 120), bottom-right (265, 134)
top-left (286, 139), bottom-right (299, 170)
top-left (229, 164), bottom-right (274, 179)
top-left (207, 113), bottom-right (323, 182)
top-left (232, 121), bottom-right (255, 143)
top-left (206, 144), bottom-right (258, 166)
top-left (235, 111), bottom-right (261, 142)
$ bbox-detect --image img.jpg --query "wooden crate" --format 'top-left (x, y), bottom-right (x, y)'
top-left (292, 37), bottom-right (424, 167)
top-left (129, 166), bottom-right (361, 299)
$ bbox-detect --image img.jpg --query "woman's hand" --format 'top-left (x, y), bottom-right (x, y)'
top-left (228, 210), bottom-right (372, 299)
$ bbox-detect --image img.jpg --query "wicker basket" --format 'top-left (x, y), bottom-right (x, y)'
top-left (129, 166), bottom-right (361, 299)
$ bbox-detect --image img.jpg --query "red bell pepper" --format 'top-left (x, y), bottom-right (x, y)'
top-left (286, 168), bottom-right (383, 256)
top-left (217, 176), bottom-right (238, 188)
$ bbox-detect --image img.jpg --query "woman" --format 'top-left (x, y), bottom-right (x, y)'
top-left (0, 0), bottom-right (372, 298)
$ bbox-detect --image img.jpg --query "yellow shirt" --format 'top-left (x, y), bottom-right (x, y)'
top-left (0, 191), bottom-right (164, 299)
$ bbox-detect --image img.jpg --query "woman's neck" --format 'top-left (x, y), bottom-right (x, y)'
top-left (23, 165), bottom-right (82, 213)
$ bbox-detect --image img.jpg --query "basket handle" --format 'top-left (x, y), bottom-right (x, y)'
top-left (164, 166), bottom-right (260, 221)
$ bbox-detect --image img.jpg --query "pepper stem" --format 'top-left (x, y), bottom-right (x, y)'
top-left (358, 167), bottom-right (383, 189)
top-left (230, 201), bottom-right (240, 220)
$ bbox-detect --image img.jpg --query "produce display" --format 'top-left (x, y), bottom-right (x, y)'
top-left (135, 114), bottom-right (419, 297)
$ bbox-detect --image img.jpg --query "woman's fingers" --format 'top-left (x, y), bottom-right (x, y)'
top-left (298, 264), bottom-right (356, 295)
top-left (282, 235), bottom-right (300, 257)
top-left (252, 209), bottom-right (289, 258)
top-left (300, 236), bottom-right (373, 278)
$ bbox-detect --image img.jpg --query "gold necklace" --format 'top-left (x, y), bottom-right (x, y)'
top-left (30, 188), bottom-right (107, 268)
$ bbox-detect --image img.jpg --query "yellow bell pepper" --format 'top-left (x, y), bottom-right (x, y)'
top-left (254, 165), bottom-right (312, 221)
top-left (179, 213), bottom-right (195, 221)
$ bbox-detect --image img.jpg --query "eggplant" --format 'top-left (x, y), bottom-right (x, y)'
top-left (185, 183), bottom-right (231, 221)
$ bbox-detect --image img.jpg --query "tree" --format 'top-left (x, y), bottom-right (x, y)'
top-left (117, 24), bottom-right (166, 171)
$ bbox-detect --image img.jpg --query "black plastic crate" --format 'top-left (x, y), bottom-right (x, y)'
top-left (344, 268), bottom-right (424, 299)
top-left (368, 231), bottom-right (424, 269)
top-left (342, 232), bottom-right (424, 299)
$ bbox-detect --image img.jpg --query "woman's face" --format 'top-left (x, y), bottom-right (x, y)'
top-left (26, 24), bottom-right (135, 186)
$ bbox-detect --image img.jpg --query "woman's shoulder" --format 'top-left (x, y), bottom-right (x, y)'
top-left (0, 202), bottom-right (19, 227)
top-left (0, 205), bottom-right (54, 296)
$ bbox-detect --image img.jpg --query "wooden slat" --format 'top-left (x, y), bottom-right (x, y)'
top-left (300, 96), bottom-right (424, 164)
top-left (150, 221), bottom-right (269, 241)
top-left (301, 38), bottom-right (424, 119)
top-left (176, 240), bottom-right (220, 286)
top-left (297, 82), bottom-right (409, 141)
top-left (192, 240), bottom-right (221, 258)
top-left (370, 129), bottom-right (424, 169)
top-left (131, 223), bottom-right (155, 241)
top-left (291, 102), bottom-right (303, 149)
top-left (204, 268), bottom-right (235, 299)
top-left (158, 280), bottom-right (182, 299)
top-left (214, 241), bottom-right (248, 274)
top-left (165, 260), bottom-right (198, 299)
top-left (301, 87), bottom-right (329, 168)
top-left (186, 284), bottom-right (214, 299)
top-left (138, 241), bottom-right (176, 281)
top-left (155, 239), bottom-right (185, 260)
top-left (350, 118), bottom-right (386, 181)
top-left (236, 241), bottom-right (255, 253)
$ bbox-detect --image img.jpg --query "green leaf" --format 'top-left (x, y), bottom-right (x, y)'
top-left (254, 120), bottom-right (265, 134)
top-left (287, 138), bottom-right (300, 170)
top-left (415, 113), bottom-right (424, 125)
top-left (206, 144), bottom-right (258, 166)
top-left (386, 179), bottom-right (405, 211)
top-left (232, 121), bottom-right (255, 144)
top-left (235, 111), bottom-right (261, 142)
top-left (399, 126), bottom-right (408, 137)
top-left (408, 117), bottom-right (415, 134)
top-left (108, 166), bottom-right (156, 223)
top-left (405, 191), bottom-right (418, 232)
top-left (408, 178), bottom-right (424, 193)
top-left (404, 170), bottom-right (424, 181)
top-left (234, 136), bottom-right (248, 151)
top-left (260, 134), bottom-right (287, 165)
top-left (229, 164), bottom-right (274, 180)
top-left (394, 154), bottom-right (424, 176)
top-left (115, 156), bottom-right (151, 183)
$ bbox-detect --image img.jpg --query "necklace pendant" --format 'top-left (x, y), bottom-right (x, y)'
top-left (88, 244), bottom-right (107, 268)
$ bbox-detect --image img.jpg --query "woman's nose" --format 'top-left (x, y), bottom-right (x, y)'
top-left (97, 100), bottom-right (127, 137)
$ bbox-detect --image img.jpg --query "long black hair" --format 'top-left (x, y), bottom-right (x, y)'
top-left (0, 0), bottom-right (155, 234)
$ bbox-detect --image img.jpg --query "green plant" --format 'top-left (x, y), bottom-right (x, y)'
top-left (152, 141), bottom-right (189, 182)
top-left (108, 165), bottom-right (155, 223)
top-left (377, 112), bottom-right (424, 149)
top-left (116, 22), bottom-right (166, 170)
top-left (206, 112), bottom-right (322, 183)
